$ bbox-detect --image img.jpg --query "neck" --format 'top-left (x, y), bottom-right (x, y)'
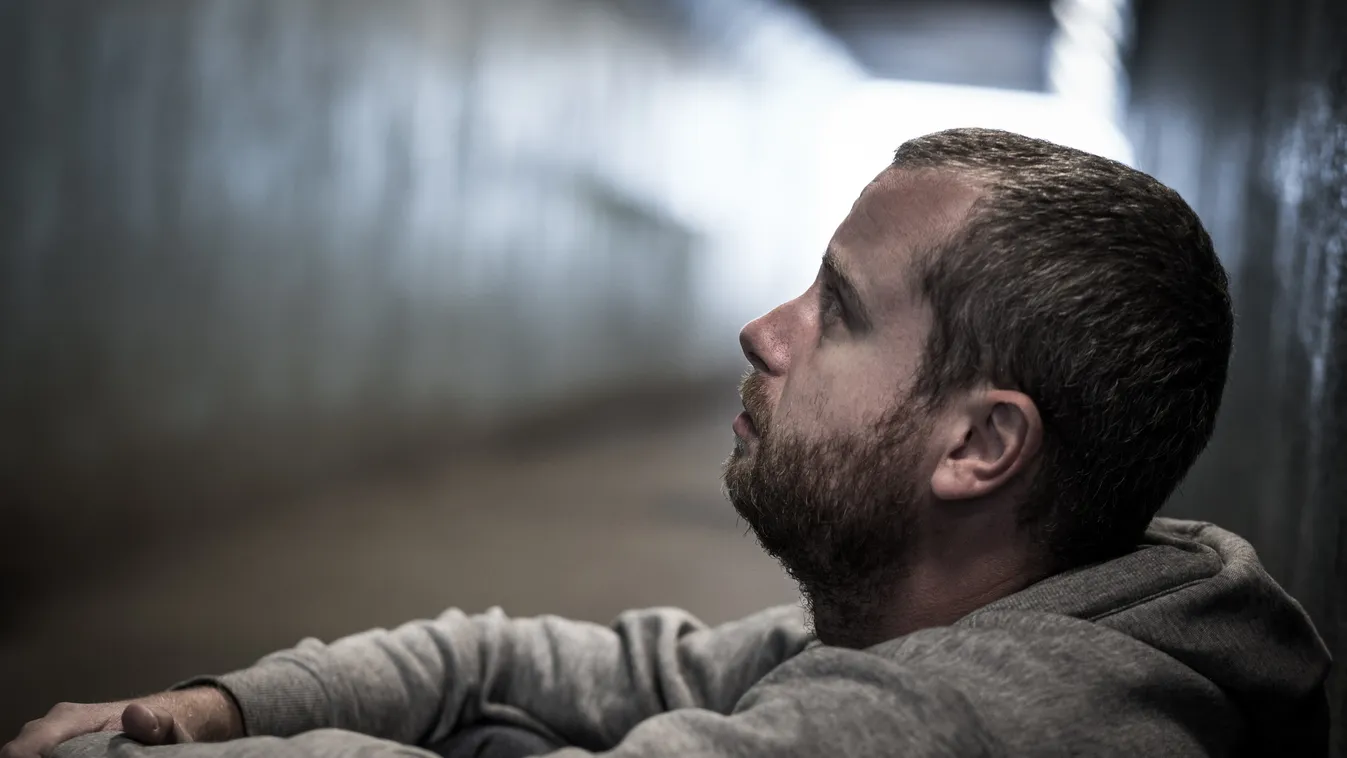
top-left (807, 524), bottom-right (1046, 649)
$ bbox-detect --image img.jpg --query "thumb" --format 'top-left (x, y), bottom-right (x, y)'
top-left (120, 703), bottom-right (190, 745)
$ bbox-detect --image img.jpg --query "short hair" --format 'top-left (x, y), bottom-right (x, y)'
top-left (895, 128), bottom-right (1233, 569)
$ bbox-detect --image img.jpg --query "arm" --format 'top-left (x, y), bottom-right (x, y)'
top-left (55, 645), bottom-right (999, 758)
top-left (173, 604), bottom-right (810, 751)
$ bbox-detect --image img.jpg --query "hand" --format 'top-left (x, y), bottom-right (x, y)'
top-left (1, 687), bottom-right (244, 758)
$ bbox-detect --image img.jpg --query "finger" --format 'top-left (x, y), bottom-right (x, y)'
top-left (119, 704), bottom-right (176, 745)
top-left (0, 737), bottom-right (37, 758)
top-left (17, 723), bottom-right (85, 758)
top-left (1, 733), bottom-right (38, 758)
top-left (4, 725), bottom-right (66, 758)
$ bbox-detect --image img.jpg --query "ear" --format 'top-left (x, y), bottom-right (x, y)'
top-left (929, 388), bottom-right (1043, 501)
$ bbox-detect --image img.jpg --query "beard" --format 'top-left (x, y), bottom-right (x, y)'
top-left (723, 372), bottom-right (931, 648)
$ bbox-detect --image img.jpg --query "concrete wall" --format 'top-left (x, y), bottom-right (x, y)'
top-left (0, 0), bottom-right (858, 603)
top-left (0, 0), bottom-right (856, 550)
top-left (1126, 0), bottom-right (1347, 748)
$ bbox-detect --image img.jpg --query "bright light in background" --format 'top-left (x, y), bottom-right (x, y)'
top-left (807, 0), bottom-right (1134, 280)
top-left (813, 80), bottom-right (1134, 248)
top-left (1049, 0), bottom-right (1132, 124)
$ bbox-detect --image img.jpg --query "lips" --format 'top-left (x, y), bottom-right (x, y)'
top-left (735, 371), bottom-right (769, 442)
top-left (733, 410), bottom-right (758, 440)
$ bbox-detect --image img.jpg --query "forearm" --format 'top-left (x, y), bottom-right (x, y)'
top-left (52, 731), bottom-right (436, 758)
top-left (171, 608), bottom-right (504, 744)
top-left (56, 643), bottom-right (995, 758)
top-left (175, 605), bottom-right (808, 749)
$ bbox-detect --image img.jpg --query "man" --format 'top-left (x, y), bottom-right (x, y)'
top-left (5, 128), bottom-right (1331, 758)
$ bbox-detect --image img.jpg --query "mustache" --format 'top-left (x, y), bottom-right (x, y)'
top-left (739, 370), bottom-right (773, 437)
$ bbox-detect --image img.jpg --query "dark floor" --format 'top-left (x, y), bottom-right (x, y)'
top-left (0, 396), bottom-right (798, 734)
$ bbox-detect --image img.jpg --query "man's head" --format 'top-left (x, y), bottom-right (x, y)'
top-left (723, 128), bottom-right (1232, 639)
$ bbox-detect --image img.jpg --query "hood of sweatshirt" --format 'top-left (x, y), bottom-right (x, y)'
top-left (963, 517), bottom-right (1331, 755)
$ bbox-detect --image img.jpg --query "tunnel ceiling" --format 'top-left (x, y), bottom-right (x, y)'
top-left (792, 0), bottom-right (1057, 90)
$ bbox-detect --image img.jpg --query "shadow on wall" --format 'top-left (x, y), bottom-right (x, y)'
top-left (1126, 0), bottom-right (1347, 750)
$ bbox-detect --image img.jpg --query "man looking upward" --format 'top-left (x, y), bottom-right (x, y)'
top-left (7, 129), bottom-right (1330, 758)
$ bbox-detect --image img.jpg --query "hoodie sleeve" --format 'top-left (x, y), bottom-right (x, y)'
top-left (168, 604), bottom-right (809, 750)
top-left (544, 646), bottom-right (1003, 758)
top-left (57, 646), bottom-right (1001, 758)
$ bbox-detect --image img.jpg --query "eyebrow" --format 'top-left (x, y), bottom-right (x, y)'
top-left (822, 248), bottom-right (873, 332)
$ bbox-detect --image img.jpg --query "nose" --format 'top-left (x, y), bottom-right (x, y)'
top-left (739, 305), bottom-right (790, 377)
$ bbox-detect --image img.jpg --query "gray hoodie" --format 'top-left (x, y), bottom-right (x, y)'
top-left (57, 518), bottom-right (1330, 757)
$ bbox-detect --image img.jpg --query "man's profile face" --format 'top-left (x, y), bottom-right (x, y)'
top-left (722, 167), bottom-right (982, 605)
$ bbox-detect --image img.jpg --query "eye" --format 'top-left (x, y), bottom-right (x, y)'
top-left (819, 284), bottom-right (844, 324)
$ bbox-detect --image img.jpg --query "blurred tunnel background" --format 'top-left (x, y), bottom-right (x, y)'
top-left (1, 0), bottom-right (1344, 748)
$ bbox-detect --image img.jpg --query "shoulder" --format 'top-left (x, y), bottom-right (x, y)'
top-left (741, 612), bottom-right (1233, 757)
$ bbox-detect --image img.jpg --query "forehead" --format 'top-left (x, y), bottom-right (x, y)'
top-left (830, 167), bottom-right (983, 310)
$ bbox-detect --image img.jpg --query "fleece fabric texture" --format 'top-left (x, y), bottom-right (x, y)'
top-left (56, 518), bottom-right (1330, 758)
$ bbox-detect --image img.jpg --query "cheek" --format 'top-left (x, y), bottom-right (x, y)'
top-left (778, 349), bottom-right (897, 437)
